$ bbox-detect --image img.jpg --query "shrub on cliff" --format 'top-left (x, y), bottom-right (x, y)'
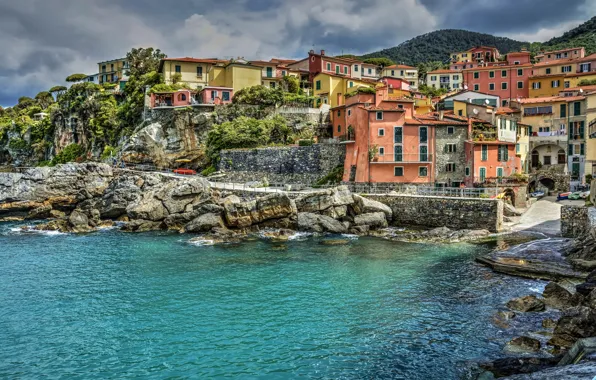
top-left (51, 144), bottom-right (85, 165)
top-left (232, 85), bottom-right (283, 107)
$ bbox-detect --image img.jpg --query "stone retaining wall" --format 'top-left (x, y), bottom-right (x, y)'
top-left (561, 206), bottom-right (594, 238)
top-left (366, 194), bottom-right (503, 232)
top-left (218, 144), bottom-right (345, 185)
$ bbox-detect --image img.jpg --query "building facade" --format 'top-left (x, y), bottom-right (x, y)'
top-left (98, 58), bottom-right (129, 89)
top-left (159, 58), bottom-right (226, 89)
top-left (462, 64), bottom-right (532, 105)
top-left (426, 70), bottom-right (462, 91)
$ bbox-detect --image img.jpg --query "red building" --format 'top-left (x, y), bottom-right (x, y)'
top-left (308, 50), bottom-right (355, 80)
top-left (462, 63), bottom-right (532, 105)
top-left (464, 141), bottom-right (520, 187)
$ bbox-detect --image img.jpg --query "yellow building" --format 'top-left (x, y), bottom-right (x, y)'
top-left (313, 73), bottom-right (375, 108)
top-left (207, 61), bottom-right (263, 93)
top-left (249, 59), bottom-right (299, 89)
top-left (528, 74), bottom-right (567, 97)
top-left (380, 65), bottom-right (419, 87)
top-left (564, 72), bottom-right (596, 89)
top-left (581, 91), bottom-right (596, 177)
top-left (159, 58), bottom-right (227, 90)
top-left (98, 58), bottom-right (129, 89)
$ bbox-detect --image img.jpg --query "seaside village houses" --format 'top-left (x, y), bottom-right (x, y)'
top-left (78, 43), bottom-right (596, 192)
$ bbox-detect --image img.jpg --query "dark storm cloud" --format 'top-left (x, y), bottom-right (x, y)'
top-left (0, 0), bottom-right (594, 107)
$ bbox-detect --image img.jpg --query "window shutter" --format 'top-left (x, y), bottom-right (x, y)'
top-left (581, 143), bottom-right (585, 155)
top-left (569, 144), bottom-right (573, 155)
top-left (580, 121), bottom-right (585, 136)
top-left (452, 163), bottom-right (456, 172)
top-left (444, 145), bottom-right (448, 153)
top-left (453, 145), bottom-right (457, 153)
top-left (504, 146), bottom-right (508, 161)
top-left (497, 146), bottom-right (502, 162)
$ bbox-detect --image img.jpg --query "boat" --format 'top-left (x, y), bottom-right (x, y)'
top-left (530, 191), bottom-right (545, 198)
top-left (579, 191), bottom-right (591, 199)
top-left (557, 192), bottom-right (571, 201)
top-left (568, 192), bottom-right (582, 200)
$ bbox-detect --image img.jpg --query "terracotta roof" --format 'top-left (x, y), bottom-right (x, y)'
top-left (561, 84), bottom-right (596, 92)
top-left (496, 107), bottom-right (521, 114)
top-left (507, 51), bottom-right (531, 56)
top-left (529, 73), bottom-right (568, 79)
top-left (533, 58), bottom-right (577, 67)
top-left (161, 57), bottom-right (226, 64)
top-left (386, 64), bottom-right (416, 70)
top-left (565, 71), bottom-right (596, 78)
top-left (515, 95), bottom-right (585, 104)
top-left (575, 53), bottom-right (596, 63)
top-left (364, 106), bottom-right (405, 112)
top-left (462, 63), bottom-right (532, 71)
top-left (311, 53), bottom-right (362, 64)
top-left (427, 69), bottom-right (460, 74)
top-left (536, 47), bottom-right (584, 57)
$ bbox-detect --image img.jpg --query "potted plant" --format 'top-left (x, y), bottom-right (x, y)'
top-left (368, 145), bottom-right (379, 162)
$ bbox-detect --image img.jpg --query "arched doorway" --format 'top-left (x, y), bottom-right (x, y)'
top-left (531, 150), bottom-right (539, 168)
top-left (538, 178), bottom-right (555, 190)
top-left (557, 149), bottom-right (566, 165)
top-left (504, 188), bottom-right (516, 206)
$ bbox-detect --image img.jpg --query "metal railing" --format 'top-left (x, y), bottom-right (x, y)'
top-left (334, 182), bottom-right (499, 198)
top-left (372, 153), bottom-right (433, 163)
top-left (473, 176), bottom-right (528, 186)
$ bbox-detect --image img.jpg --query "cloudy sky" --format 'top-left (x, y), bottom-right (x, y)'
top-left (0, 0), bottom-right (594, 106)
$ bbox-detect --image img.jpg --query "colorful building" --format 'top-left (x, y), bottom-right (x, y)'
top-left (98, 58), bottom-right (129, 89)
top-left (308, 50), bottom-right (356, 80)
top-left (535, 47), bottom-right (586, 63)
top-left (462, 64), bottom-right (532, 105)
top-left (207, 60), bottom-right (263, 93)
top-left (440, 90), bottom-right (500, 113)
top-left (585, 90), bottom-right (596, 177)
top-left (331, 87), bottom-right (468, 184)
top-left (249, 59), bottom-right (298, 89)
top-left (312, 73), bottom-right (375, 108)
top-left (451, 46), bottom-right (500, 64)
top-left (381, 65), bottom-right (418, 87)
top-left (149, 87), bottom-right (233, 108)
top-left (426, 70), bottom-right (462, 91)
top-left (159, 58), bottom-right (227, 89)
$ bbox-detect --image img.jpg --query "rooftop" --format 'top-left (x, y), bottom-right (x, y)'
top-left (533, 58), bottom-right (577, 67)
top-left (427, 69), bottom-right (460, 74)
top-left (515, 95), bottom-right (585, 104)
top-left (385, 64), bottom-right (417, 70)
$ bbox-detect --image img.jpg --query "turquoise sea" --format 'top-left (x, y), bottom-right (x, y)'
top-left (0, 223), bottom-right (545, 379)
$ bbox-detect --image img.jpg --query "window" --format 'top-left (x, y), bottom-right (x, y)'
top-left (326, 62), bottom-right (331, 71)
top-left (481, 144), bottom-right (488, 161)
top-left (316, 80), bottom-right (321, 90)
top-left (337, 110), bottom-right (341, 117)
top-left (497, 145), bottom-right (509, 161)
top-left (445, 143), bottom-right (457, 153)
top-left (393, 145), bottom-right (403, 162)
top-left (560, 104), bottom-right (566, 118)
top-left (516, 144), bottom-right (520, 153)
top-left (489, 71), bottom-right (495, 78)
top-left (210, 90), bottom-right (218, 100)
top-left (349, 81), bottom-right (354, 88)
top-left (562, 66), bottom-right (572, 73)
top-left (556, 53), bottom-right (562, 59)
top-left (378, 147), bottom-right (385, 156)
top-left (197, 66), bottom-right (203, 76)
top-left (479, 167), bottom-right (486, 181)
top-left (394, 127), bottom-right (403, 143)
top-left (532, 82), bottom-right (541, 89)
top-left (546, 68), bottom-right (551, 74)
top-left (378, 128), bottom-right (385, 136)
top-left (497, 167), bottom-right (504, 177)
top-left (391, 70), bottom-right (395, 76)
top-left (419, 145), bottom-right (428, 162)
top-left (474, 84), bottom-right (479, 91)
top-left (110, 64), bottom-right (114, 71)
top-left (336, 65), bottom-right (340, 74)
top-left (419, 127), bottom-right (428, 143)
top-left (400, 70), bottom-right (404, 76)
top-left (564, 81), bottom-right (570, 88)
top-left (544, 155), bottom-right (552, 165)
top-left (354, 65), bottom-right (359, 72)
top-left (514, 61), bottom-right (520, 65)
top-left (179, 93), bottom-right (187, 101)
top-left (453, 75), bottom-right (459, 80)
top-left (347, 109), bottom-right (351, 116)
top-left (501, 70), bottom-right (507, 78)
top-left (580, 63), bottom-right (591, 73)
top-left (102, 65), bottom-right (106, 73)
top-left (337, 125), bottom-right (341, 133)
top-left (431, 76), bottom-right (437, 81)
top-left (574, 101), bottom-right (581, 116)
top-left (517, 69), bottom-right (523, 76)
top-left (501, 82), bottom-right (508, 90)
top-left (564, 52), bottom-right (568, 58)
top-left (552, 80), bottom-right (560, 88)
top-left (447, 126), bottom-right (454, 134)
top-left (473, 72), bottom-right (479, 79)
top-left (270, 82), bottom-right (276, 89)
top-left (368, 68), bottom-right (372, 74)
top-left (394, 167), bottom-right (404, 176)
top-left (489, 83), bottom-right (495, 91)
top-left (175, 65), bottom-right (181, 73)
top-left (458, 110), bottom-right (463, 116)
top-left (222, 92), bottom-right (230, 101)
top-left (344, 66), bottom-right (348, 74)
top-left (419, 167), bottom-right (428, 177)
top-left (281, 71), bottom-right (286, 76)
top-left (465, 167), bottom-right (470, 176)
top-left (445, 163), bottom-right (456, 172)
top-left (376, 111), bottom-right (383, 120)
top-left (517, 81), bottom-right (523, 89)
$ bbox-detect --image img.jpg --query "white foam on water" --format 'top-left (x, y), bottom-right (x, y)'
top-left (287, 231), bottom-right (314, 241)
top-left (9, 226), bottom-right (67, 236)
top-left (340, 234), bottom-right (359, 240)
top-left (188, 237), bottom-right (215, 246)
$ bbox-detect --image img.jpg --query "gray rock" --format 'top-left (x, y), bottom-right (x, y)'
top-left (185, 213), bottom-right (225, 233)
top-left (543, 282), bottom-right (577, 309)
top-left (500, 362), bottom-right (596, 379)
top-left (26, 204), bottom-right (52, 220)
top-left (549, 306), bottom-right (596, 348)
top-left (505, 336), bottom-right (541, 353)
top-left (576, 282), bottom-right (596, 297)
top-left (503, 202), bottom-right (523, 217)
top-left (587, 289), bottom-right (596, 309)
top-left (352, 194), bottom-right (393, 220)
top-left (100, 175), bottom-right (144, 218)
top-left (127, 194), bottom-right (169, 222)
top-left (68, 210), bottom-right (89, 231)
top-left (497, 311), bottom-right (516, 321)
top-left (294, 186), bottom-right (353, 213)
top-left (223, 192), bottom-right (295, 228)
top-left (353, 212), bottom-right (388, 229)
top-left (297, 212), bottom-right (347, 234)
top-left (506, 295), bottom-right (545, 312)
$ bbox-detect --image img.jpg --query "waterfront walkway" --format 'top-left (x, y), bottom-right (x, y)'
top-left (513, 197), bottom-right (583, 235)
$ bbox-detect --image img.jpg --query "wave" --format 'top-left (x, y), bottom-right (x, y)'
top-left (8, 226), bottom-right (67, 236)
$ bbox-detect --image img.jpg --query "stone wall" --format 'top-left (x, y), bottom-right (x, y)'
top-left (435, 125), bottom-right (468, 185)
top-left (218, 144), bottom-right (345, 185)
top-left (561, 206), bottom-right (594, 238)
top-left (366, 194), bottom-right (503, 232)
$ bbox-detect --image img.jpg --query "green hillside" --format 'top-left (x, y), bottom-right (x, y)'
top-left (541, 16), bottom-right (596, 54)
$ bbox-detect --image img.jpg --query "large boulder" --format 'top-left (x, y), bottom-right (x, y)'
top-left (126, 194), bottom-right (169, 221)
top-left (503, 202), bottom-right (523, 217)
top-left (294, 186), bottom-right (353, 213)
top-left (506, 295), bottom-right (545, 312)
top-left (184, 213), bottom-right (225, 233)
top-left (297, 212), bottom-right (347, 234)
top-left (548, 306), bottom-right (596, 348)
top-left (505, 336), bottom-right (541, 353)
top-left (157, 177), bottom-right (212, 215)
top-left (223, 193), bottom-right (295, 228)
top-left (100, 175), bottom-right (144, 218)
top-left (352, 194), bottom-right (393, 220)
top-left (68, 210), bottom-right (90, 232)
top-left (353, 212), bottom-right (388, 229)
top-left (576, 282), bottom-right (596, 297)
top-left (542, 282), bottom-right (579, 309)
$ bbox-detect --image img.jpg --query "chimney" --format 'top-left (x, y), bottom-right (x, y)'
top-left (467, 117), bottom-right (473, 140)
top-left (439, 110), bottom-right (444, 121)
top-left (321, 50), bottom-right (326, 56)
top-left (309, 49), bottom-right (314, 54)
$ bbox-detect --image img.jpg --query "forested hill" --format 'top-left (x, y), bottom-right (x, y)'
top-left (541, 16), bottom-right (596, 54)
top-left (362, 29), bottom-right (530, 65)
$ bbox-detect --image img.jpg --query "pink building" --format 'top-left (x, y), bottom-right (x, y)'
top-left (198, 86), bottom-right (234, 104)
top-left (151, 90), bottom-right (196, 108)
top-left (308, 50), bottom-right (355, 80)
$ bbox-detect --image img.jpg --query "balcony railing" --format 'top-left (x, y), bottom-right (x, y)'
top-left (474, 176), bottom-right (529, 186)
top-left (371, 153), bottom-right (433, 163)
top-left (337, 132), bottom-right (355, 143)
top-left (472, 130), bottom-right (498, 142)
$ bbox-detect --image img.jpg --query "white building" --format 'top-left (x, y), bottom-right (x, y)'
top-left (426, 70), bottom-right (462, 91)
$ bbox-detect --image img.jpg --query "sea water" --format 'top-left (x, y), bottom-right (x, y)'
top-left (0, 223), bottom-right (545, 379)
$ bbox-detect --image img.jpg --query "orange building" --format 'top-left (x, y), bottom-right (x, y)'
top-left (331, 87), bottom-right (467, 184)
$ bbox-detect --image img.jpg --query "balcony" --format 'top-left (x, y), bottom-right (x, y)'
top-left (337, 132), bottom-right (355, 143)
top-left (474, 176), bottom-right (529, 186)
top-left (371, 153), bottom-right (433, 163)
top-left (530, 130), bottom-right (567, 144)
top-left (472, 130), bottom-right (498, 142)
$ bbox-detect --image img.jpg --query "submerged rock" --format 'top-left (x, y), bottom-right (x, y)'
top-left (480, 357), bottom-right (561, 378)
top-left (506, 295), bottom-right (545, 312)
top-left (542, 282), bottom-right (579, 309)
top-left (542, 318), bottom-right (557, 329)
top-left (549, 306), bottom-right (596, 348)
top-left (505, 336), bottom-right (541, 353)
top-left (319, 239), bottom-right (351, 246)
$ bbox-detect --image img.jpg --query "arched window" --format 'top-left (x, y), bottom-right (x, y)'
top-left (178, 93), bottom-right (187, 101)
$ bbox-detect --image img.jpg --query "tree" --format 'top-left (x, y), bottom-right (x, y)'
top-left (15, 96), bottom-right (36, 110)
top-left (65, 73), bottom-right (88, 82)
top-left (35, 91), bottom-right (54, 109)
top-left (232, 85), bottom-right (283, 106)
top-left (171, 72), bottom-right (182, 84)
top-left (281, 75), bottom-right (300, 94)
top-left (125, 47), bottom-right (166, 78)
top-left (417, 61), bottom-right (447, 81)
top-left (49, 86), bottom-right (68, 97)
top-left (363, 57), bottom-right (395, 67)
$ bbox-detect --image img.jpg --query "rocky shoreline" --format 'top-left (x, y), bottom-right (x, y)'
top-left (2, 163), bottom-right (596, 378)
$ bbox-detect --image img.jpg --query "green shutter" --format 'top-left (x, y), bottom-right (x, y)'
top-left (581, 143), bottom-right (585, 155)
top-left (574, 102), bottom-right (581, 116)
top-left (580, 121), bottom-right (585, 137)
top-left (560, 104), bottom-right (566, 118)
top-left (569, 144), bottom-right (573, 155)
